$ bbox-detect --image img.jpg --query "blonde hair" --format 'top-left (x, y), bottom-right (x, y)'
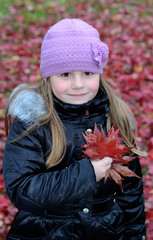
top-left (5, 77), bottom-right (145, 169)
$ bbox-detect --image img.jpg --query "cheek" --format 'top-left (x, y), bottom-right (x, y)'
top-left (52, 80), bottom-right (69, 94)
top-left (88, 78), bottom-right (100, 92)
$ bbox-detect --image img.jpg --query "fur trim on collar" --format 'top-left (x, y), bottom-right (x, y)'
top-left (8, 84), bottom-right (48, 125)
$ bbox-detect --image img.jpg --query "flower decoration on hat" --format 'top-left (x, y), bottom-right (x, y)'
top-left (92, 41), bottom-right (109, 68)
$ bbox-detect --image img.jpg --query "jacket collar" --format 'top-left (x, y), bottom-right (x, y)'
top-left (53, 87), bottom-right (110, 119)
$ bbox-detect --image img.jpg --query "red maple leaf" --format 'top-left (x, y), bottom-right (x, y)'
top-left (82, 123), bottom-right (140, 192)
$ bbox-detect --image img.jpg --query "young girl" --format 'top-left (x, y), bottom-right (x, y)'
top-left (3, 19), bottom-right (146, 240)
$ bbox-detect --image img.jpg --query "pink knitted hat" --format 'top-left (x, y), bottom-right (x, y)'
top-left (40, 19), bottom-right (109, 78)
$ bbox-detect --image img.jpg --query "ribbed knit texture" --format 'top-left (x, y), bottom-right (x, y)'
top-left (40, 19), bottom-right (109, 78)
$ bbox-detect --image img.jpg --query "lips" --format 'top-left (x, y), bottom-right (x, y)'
top-left (68, 93), bottom-right (87, 97)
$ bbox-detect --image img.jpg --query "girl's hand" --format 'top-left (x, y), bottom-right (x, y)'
top-left (91, 157), bottom-right (113, 182)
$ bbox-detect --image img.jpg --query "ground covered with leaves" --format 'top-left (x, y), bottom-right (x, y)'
top-left (0, 0), bottom-right (153, 239)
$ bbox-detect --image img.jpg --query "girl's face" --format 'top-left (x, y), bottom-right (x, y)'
top-left (50, 71), bottom-right (100, 105)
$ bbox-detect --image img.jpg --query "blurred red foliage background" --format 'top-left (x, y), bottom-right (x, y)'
top-left (0, 0), bottom-right (153, 239)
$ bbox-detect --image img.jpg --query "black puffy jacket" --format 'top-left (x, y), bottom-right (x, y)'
top-left (3, 88), bottom-right (146, 240)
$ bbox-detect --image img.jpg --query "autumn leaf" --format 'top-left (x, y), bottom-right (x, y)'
top-left (82, 123), bottom-right (140, 192)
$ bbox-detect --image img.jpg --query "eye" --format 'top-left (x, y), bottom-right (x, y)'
top-left (61, 72), bottom-right (71, 77)
top-left (84, 72), bottom-right (93, 76)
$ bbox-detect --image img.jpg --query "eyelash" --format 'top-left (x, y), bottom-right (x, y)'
top-left (61, 73), bottom-right (71, 77)
top-left (60, 72), bottom-right (93, 77)
top-left (85, 72), bottom-right (93, 76)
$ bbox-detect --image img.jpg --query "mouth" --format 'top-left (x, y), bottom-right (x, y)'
top-left (68, 93), bottom-right (87, 97)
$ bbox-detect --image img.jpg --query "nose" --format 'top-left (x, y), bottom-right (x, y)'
top-left (71, 75), bottom-right (85, 89)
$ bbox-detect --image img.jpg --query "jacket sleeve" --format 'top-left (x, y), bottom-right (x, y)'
top-left (115, 156), bottom-right (146, 239)
top-left (3, 118), bottom-right (98, 213)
